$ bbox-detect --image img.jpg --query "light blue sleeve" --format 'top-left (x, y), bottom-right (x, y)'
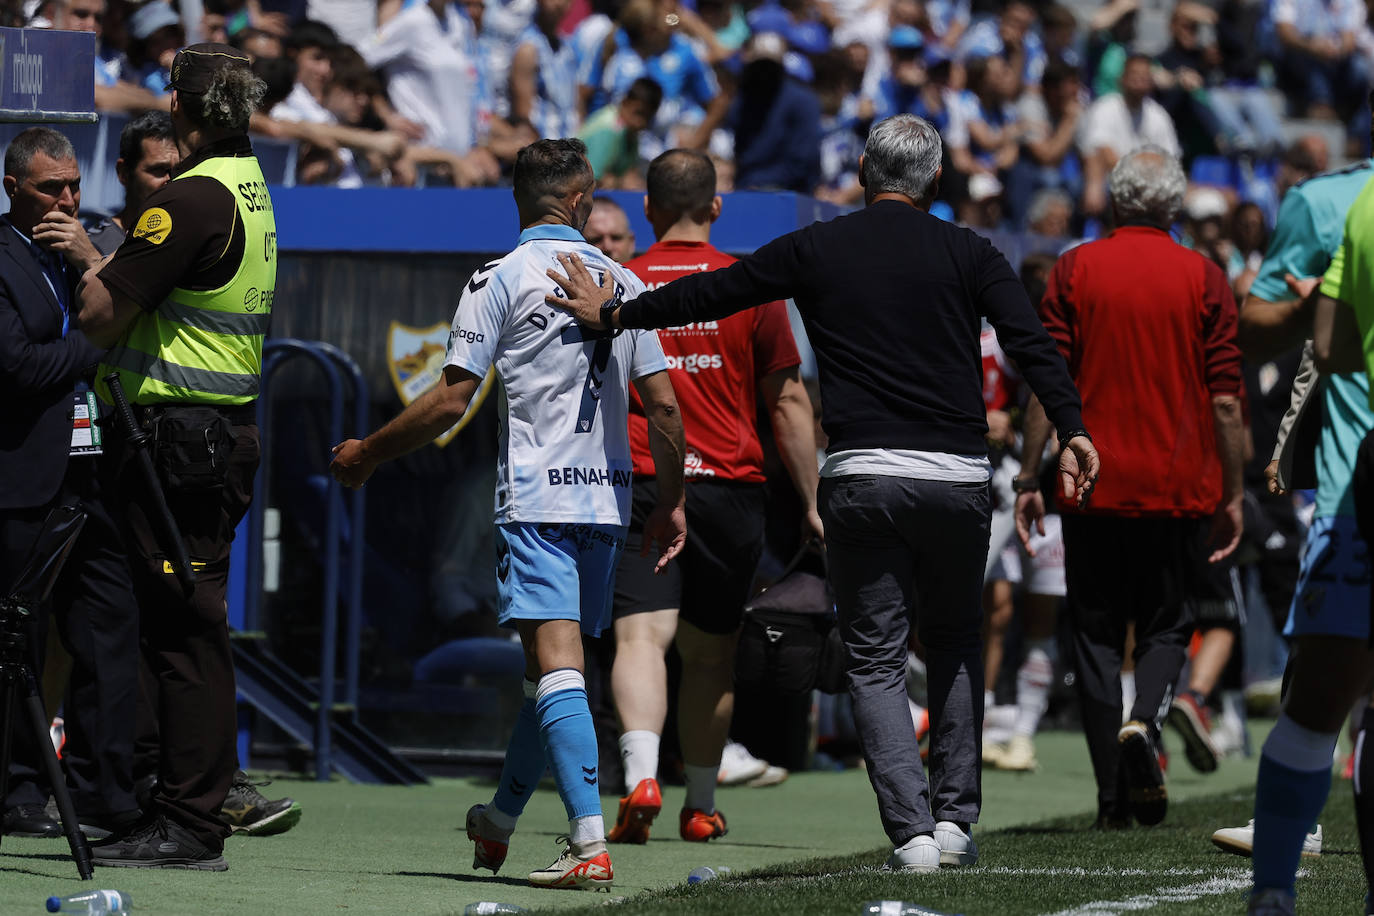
top-left (445, 259), bottom-right (509, 378)
top-left (629, 329), bottom-right (669, 380)
top-left (1249, 188), bottom-right (1325, 302)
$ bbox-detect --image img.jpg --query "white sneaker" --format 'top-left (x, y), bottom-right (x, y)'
top-left (717, 741), bottom-right (768, 786)
top-left (884, 834), bottom-right (941, 873)
top-left (745, 764), bottom-right (788, 787)
top-left (1211, 711), bottom-right (1247, 758)
top-left (934, 820), bottom-right (978, 867)
top-left (1211, 820), bottom-right (1322, 858)
top-left (1247, 888), bottom-right (1296, 915)
top-left (528, 836), bottom-right (614, 890)
top-left (983, 705), bottom-right (1014, 748)
top-left (992, 734), bottom-right (1037, 772)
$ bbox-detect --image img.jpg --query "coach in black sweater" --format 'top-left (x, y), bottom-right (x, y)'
top-left (549, 115), bottom-right (1099, 871)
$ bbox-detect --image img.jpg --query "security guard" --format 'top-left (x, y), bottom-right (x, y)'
top-left (77, 43), bottom-right (274, 871)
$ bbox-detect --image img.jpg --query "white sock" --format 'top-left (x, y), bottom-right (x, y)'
top-left (1120, 671), bottom-right (1136, 723)
top-left (619, 729), bottom-right (660, 793)
top-left (570, 814), bottom-right (605, 851)
top-left (984, 689), bottom-right (996, 711)
top-left (683, 764), bottom-right (717, 813)
top-left (1014, 643), bottom-right (1054, 737)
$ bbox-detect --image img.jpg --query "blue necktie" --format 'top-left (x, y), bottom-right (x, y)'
top-left (38, 248), bottom-right (69, 337)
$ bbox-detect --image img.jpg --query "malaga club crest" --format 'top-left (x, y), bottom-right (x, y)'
top-left (386, 321), bottom-right (495, 447)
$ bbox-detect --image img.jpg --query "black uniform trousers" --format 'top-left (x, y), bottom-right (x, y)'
top-left (1061, 514), bottom-right (1202, 818)
top-left (0, 458), bottom-right (140, 818)
top-left (109, 408), bottom-right (259, 849)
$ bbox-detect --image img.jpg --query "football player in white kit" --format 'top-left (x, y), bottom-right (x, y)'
top-left (331, 139), bottom-right (687, 890)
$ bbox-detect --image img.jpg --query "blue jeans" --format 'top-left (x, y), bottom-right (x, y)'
top-left (1206, 86), bottom-right (1286, 156)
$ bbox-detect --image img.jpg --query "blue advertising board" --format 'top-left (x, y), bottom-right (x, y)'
top-left (269, 186), bottom-right (841, 255)
top-left (0, 27), bottom-right (95, 123)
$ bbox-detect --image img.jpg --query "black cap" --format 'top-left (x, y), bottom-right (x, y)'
top-left (168, 43), bottom-right (251, 94)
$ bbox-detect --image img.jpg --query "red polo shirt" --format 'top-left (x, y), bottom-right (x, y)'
top-left (1039, 226), bottom-right (1242, 516)
top-left (625, 240), bottom-right (801, 482)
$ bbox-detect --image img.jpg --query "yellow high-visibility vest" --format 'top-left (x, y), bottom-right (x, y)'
top-left (98, 152), bottom-right (276, 406)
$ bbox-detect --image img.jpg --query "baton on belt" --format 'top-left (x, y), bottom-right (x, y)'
top-left (104, 373), bottom-right (198, 597)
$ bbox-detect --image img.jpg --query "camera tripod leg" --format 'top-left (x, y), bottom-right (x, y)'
top-left (21, 686), bottom-right (92, 879)
top-left (0, 676), bottom-right (14, 855)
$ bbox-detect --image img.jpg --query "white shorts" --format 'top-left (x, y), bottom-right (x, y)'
top-left (987, 514), bottom-right (1066, 597)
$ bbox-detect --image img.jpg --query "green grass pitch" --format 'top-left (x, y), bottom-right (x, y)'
top-left (0, 726), bottom-right (1364, 914)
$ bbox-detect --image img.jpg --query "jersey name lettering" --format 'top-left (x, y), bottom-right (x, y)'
top-left (547, 467), bottom-right (633, 487)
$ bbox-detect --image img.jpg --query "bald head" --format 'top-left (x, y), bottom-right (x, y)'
top-left (585, 197), bottom-right (635, 262)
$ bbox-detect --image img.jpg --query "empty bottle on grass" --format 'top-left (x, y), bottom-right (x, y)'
top-left (462, 903), bottom-right (527, 915)
top-left (861, 902), bottom-right (961, 916)
top-left (687, 866), bottom-right (731, 884)
top-left (45, 890), bottom-right (132, 914)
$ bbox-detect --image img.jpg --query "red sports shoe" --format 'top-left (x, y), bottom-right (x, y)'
top-left (680, 807), bottom-right (728, 842)
top-left (1167, 692), bottom-right (1220, 773)
top-left (607, 778), bottom-right (661, 844)
top-left (466, 804), bottom-right (510, 874)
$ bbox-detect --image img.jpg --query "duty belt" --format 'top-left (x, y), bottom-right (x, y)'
top-left (134, 401), bottom-right (258, 425)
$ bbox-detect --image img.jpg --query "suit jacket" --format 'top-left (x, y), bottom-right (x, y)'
top-left (0, 215), bottom-right (104, 510)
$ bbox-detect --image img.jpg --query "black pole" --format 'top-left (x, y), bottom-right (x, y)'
top-left (103, 374), bottom-right (197, 597)
top-left (23, 686), bottom-right (92, 878)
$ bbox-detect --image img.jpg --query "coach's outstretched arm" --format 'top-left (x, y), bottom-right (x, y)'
top-left (632, 368), bottom-right (688, 572)
top-left (546, 235), bottom-right (798, 330)
top-left (330, 366), bottom-right (480, 488)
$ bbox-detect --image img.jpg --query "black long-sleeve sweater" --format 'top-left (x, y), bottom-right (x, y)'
top-left (618, 199), bottom-right (1086, 456)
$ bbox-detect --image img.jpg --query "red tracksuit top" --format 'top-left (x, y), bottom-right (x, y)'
top-left (1039, 225), bottom-right (1243, 517)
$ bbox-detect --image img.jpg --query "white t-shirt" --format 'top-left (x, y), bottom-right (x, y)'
top-left (1078, 93), bottom-right (1181, 159)
top-left (445, 223), bottom-right (668, 526)
top-left (359, 2), bottom-right (478, 154)
top-left (306, 0), bottom-right (378, 48)
top-left (269, 82), bottom-right (363, 188)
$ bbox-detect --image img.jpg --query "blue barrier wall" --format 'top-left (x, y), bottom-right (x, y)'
top-left (271, 186), bottom-right (840, 255)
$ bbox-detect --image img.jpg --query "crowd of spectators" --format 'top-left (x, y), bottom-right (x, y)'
top-left (11, 0), bottom-right (1374, 238)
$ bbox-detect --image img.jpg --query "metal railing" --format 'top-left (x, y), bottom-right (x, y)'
top-left (246, 338), bottom-right (368, 781)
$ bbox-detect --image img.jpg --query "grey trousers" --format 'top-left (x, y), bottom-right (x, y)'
top-left (820, 473), bottom-right (990, 846)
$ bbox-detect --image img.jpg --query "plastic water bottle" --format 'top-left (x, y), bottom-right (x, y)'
top-left (45, 890), bottom-right (132, 914)
top-left (861, 902), bottom-right (961, 916)
top-left (462, 904), bottom-right (528, 915)
top-left (687, 865), bottom-right (731, 884)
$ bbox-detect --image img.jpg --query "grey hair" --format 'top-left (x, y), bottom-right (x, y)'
top-left (4, 127), bottom-right (75, 181)
top-left (185, 66), bottom-right (266, 131)
top-left (861, 114), bottom-right (943, 204)
top-left (1108, 145), bottom-right (1187, 226)
top-left (1027, 187), bottom-right (1073, 226)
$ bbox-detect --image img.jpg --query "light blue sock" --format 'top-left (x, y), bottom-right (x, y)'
top-left (491, 680), bottom-right (546, 821)
top-left (1253, 715), bottom-right (1337, 896)
top-left (535, 669), bottom-right (603, 821)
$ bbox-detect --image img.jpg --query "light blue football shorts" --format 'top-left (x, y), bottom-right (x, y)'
top-left (496, 522), bottom-right (627, 638)
top-left (1285, 515), bottom-right (1372, 641)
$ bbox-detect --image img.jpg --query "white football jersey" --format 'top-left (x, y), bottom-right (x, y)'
top-left (445, 224), bottom-right (667, 525)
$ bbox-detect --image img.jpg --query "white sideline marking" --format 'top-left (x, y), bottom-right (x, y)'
top-left (982, 867), bottom-right (1212, 878)
top-left (1036, 868), bottom-right (1251, 916)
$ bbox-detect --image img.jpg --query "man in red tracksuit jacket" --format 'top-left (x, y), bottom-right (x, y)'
top-left (604, 148), bottom-right (822, 845)
top-left (1017, 145), bottom-right (1245, 830)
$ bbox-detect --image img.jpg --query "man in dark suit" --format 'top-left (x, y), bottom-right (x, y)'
top-left (0, 127), bottom-right (141, 839)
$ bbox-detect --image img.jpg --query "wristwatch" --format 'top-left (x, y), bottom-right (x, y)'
top-left (599, 299), bottom-right (622, 329)
top-left (1011, 475), bottom-right (1040, 495)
